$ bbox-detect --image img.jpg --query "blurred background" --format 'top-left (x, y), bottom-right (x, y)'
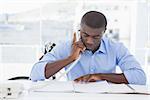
top-left (0, 0), bottom-right (149, 84)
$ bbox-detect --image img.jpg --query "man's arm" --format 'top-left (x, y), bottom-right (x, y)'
top-left (45, 57), bottom-right (74, 79)
top-left (45, 33), bottom-right (86, 79)
top-left (74, 73), bottom-right (128, 84)
top-left (30, 34), bottom-right (85, 81)
top-left (100, 73), bottom-right (128, 84)
top-left (116, 43), bottom-right (146, 85)
top-left (30, 33), bottom-right (85, 81)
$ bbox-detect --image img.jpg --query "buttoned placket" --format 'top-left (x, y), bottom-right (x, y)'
top-left (89, 52), bottom-right (96, 74)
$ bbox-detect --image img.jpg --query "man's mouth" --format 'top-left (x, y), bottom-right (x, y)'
top-left (85, 44), bottom-right (94, 50)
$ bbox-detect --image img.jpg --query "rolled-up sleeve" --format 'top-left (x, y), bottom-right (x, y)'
top-left (116, 43), bottom-right (146, 85)
top-left (30, 61), bottom-right (48, 81)
top-left (123, 68), bottom-right (146, 85)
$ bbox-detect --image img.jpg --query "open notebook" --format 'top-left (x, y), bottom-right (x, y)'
top-left (29, 80), bottom-right (150, 95)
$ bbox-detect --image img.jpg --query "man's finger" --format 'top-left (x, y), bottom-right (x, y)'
top-left (74, 79), bottom-right (79, 83)
top-left (74, 76), bottom-right (83, 82)
top-left (73, 32), bottom-right (76, 44)
top-left (76, 42), bottom-right (86, 52)
top-left (74, 77), bottom-right (80, 82)
top-left (87, 78), bottom-right (96, 82)
top-left (84, 75), bottom-right (91, 82)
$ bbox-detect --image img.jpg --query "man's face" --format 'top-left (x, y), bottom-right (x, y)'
top-left (80, 24), bottom-right (105, 52)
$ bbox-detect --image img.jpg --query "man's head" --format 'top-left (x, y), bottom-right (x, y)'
top-left (80, 11), bottom-right (107, 53)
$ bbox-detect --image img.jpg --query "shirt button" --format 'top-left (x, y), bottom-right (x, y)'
top-left (90, 68), bottom-right (95, 72)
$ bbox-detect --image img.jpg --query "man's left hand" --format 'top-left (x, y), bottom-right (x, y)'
top-left (74, 74), bottom-right (102, 83)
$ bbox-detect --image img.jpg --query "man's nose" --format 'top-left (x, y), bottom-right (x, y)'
top-left (86, 37), bottom-right (94, 44)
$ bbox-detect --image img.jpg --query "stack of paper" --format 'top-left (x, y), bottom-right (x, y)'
top-left (107, 83), bottom-right (134, 94)
top-left (128, 85), bottom-right (150, 95)
top-left (30, 80), bottom-right (150, 95)
top-left (74, 81), bottom-right (109, 93)
top-left (30, 81), bottom-right (74, 92)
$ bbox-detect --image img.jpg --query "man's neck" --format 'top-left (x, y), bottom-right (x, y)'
top-left (92, 43), bottom-right (101, 54)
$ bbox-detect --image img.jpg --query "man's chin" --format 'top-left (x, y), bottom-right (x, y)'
top-left (86, 48), bottom-right (94, 51)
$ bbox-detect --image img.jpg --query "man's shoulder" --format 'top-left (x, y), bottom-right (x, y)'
top-left (102, 36), bottom-right (125, 51)
top-left (103, 36), bottom-right (122, 47)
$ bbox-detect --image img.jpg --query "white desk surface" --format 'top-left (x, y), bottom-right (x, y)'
top-left (3, 80), bottom-right (150, 100)
top-left (19, 92), bottom-right (150, 100)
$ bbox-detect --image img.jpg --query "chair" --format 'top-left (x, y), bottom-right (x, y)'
top-left (8, 76), bottom-right (30, 80)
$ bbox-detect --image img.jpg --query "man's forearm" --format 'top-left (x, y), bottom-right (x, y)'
top-left (45, 57), bottom-right (74, 79)
top-left (100, 73), bottom-right (129, 84)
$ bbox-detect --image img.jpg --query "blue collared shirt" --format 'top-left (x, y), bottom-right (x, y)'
top-left (30, 36), bottom-right (146, 85)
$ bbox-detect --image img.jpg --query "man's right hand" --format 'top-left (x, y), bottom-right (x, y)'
top-left (68, 32), bottom-right (86, 61)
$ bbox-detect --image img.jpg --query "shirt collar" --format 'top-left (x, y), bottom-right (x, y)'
top-left (83, 37), bottom-right (107, 54)
top-left (96, 37), bottom-right (106, 54)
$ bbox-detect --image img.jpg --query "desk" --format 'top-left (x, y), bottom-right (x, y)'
top-left (3, 80), bottom-right (150, 100)
top-left (19, 92), bottom-right (150, 100)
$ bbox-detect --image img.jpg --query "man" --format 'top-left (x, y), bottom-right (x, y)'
top-left (30, 11), bottom-right (146, 85)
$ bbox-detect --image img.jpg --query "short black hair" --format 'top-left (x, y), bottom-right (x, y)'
top-left (81, 11), bottom-right (107, 28)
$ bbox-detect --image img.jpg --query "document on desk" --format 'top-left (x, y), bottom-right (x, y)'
top-left (73, 81), bottom-right (136, 94)
top-left (73, 81), bottom-right (109, 93)
top-left (74, 82), bottom-right (150, 94)
top-left (31, 80), bottom-right (150, 95)
top-left (32, 81), bottom-right (74, 92)
top-left (107, 83), bottom-right (134, 94)
top-left (31, 80), bottom-right (109, 93)
top-left (128, 84), bottom-right (150, 95)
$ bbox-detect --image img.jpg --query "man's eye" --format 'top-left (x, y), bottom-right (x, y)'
top-left (94, 37), bottom-right (100, 39)
top-left (83, 33), bottom-right (89, 37)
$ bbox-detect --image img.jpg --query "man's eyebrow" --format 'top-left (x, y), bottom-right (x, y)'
top-left (93, 35), bottom-right (100, 37)
top-left (79, 30), bottom-right (88, 35)
top-left (79, 30), bottom-right (101, 37)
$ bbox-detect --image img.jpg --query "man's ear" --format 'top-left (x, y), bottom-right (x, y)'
top-left (104, 27), bottom-right (107, 32)
top-left (103, 27), bottom-right (107, 34)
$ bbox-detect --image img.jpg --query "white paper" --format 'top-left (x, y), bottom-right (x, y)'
top-left (129, 85), bottom-right (150, 94)
top-left (107, 83), bottom-right (134, 93)
top-left (73, 81), bottom-right (109, 93)
top-left (30, 80), bottom-right (150, 95)
top-left (31, 81), bottom-right (74, 92)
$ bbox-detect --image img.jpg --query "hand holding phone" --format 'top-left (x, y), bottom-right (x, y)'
top-left (57, 32), bottom-right (85, 80)
top-left (69, 32), bottom-right (86, 61)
